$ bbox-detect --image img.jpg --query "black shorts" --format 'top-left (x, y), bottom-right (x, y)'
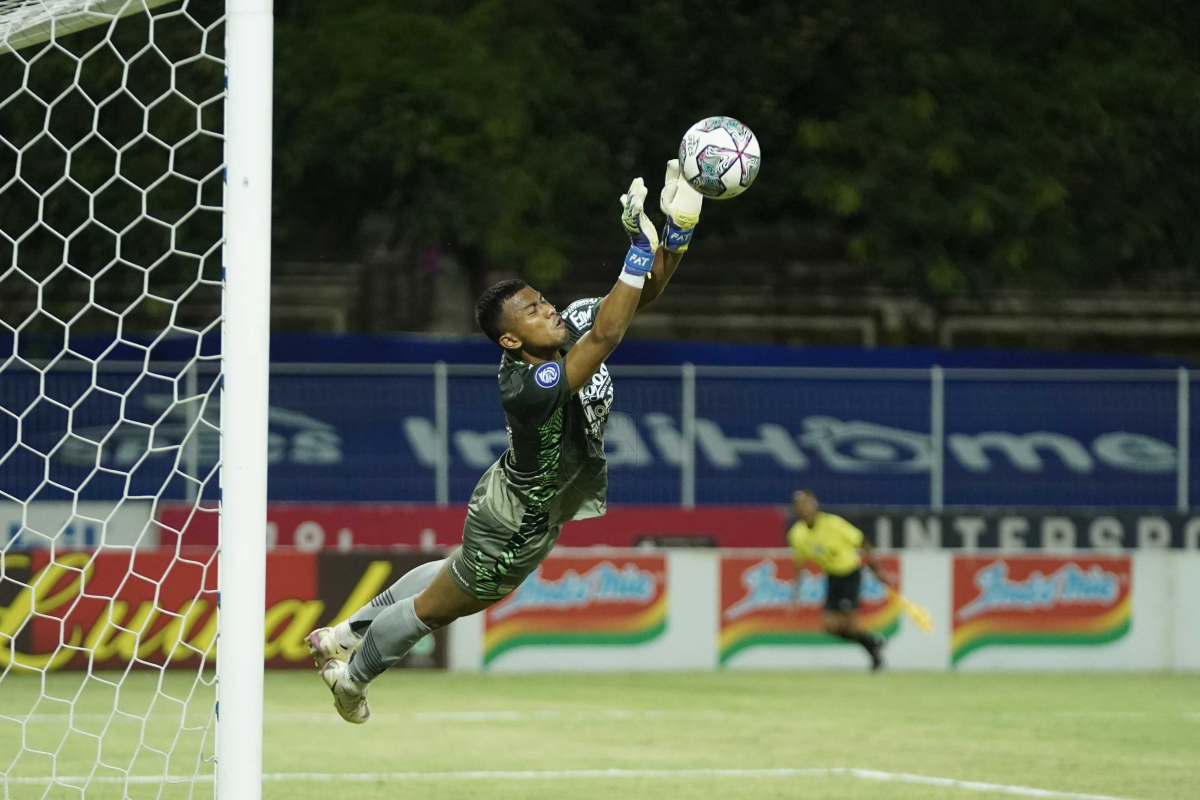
top-left (825, 568), bottom-right (862, 612)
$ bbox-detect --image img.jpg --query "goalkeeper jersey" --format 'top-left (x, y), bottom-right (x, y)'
top-left (467, 296), bottom-right (613, 532)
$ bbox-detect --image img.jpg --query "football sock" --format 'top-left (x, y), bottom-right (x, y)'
top-left (852, 631), bottom-right (879, 654)
top-left (347, 596), bottom-right (431, 684)
top-left (347, 558), bottom-right (445, 634)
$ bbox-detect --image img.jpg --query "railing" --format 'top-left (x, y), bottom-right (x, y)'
top-left (274, 363), bottom-right (1193, 509)
top-left (3, 362), bottom-right (1193, 509)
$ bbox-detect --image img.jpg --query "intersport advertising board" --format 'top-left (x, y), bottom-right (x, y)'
top-left (6, 370), bottom-right (1192, 506)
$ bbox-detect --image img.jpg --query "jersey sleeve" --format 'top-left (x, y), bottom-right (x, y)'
top-left (561, 297), bottom-right (604, 344)
top-left (835, 515), bottom-right (865, 549)
top-left (787, 523), bottom-right (808, 561)
top-left (500, 358), bottom-right (571, 425)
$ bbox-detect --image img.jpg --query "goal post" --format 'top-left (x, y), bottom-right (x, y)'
top-left (219, 1), bottom-right (271, 797)
top-left (0, 0), bottom-right (272, 795)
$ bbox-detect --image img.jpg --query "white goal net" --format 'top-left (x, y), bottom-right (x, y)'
top-left (1, 0), bottom-right (267, 795)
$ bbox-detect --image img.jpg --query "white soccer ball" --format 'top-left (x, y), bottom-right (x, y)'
top-left (678, 116), bottom-right (761, 199)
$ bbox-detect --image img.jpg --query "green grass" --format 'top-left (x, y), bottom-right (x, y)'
top-left (1, 670), bottom-right (1197, 799)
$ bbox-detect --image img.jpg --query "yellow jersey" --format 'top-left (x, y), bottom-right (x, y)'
top-left (788, 513), bottom-right (864, 577)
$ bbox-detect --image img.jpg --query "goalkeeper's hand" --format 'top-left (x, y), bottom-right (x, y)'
top-left (659, 159), bottom-right (703, 253)
top-left (619, 177), bottom-right (659, 277)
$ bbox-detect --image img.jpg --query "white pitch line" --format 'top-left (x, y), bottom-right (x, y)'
top-left (0, 767), bottom-right (1149, 799)
top-left (845, 770), bottom-right (1141, 800)
top-left (5, 709), bottom-right (693, 724)
top-left (11, 708), bottom-right (1193, 724)
top-left (1050, 712), bottom-right (1148, 719)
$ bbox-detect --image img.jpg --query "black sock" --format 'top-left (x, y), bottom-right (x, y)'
top-left (851, 632), bottom-right (878, 654)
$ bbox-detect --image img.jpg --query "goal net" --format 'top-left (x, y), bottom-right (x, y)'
top-left (1, 0), bottom-right (268, 794)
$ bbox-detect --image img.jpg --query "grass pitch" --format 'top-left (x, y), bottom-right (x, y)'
top-left (1, 670), bottom-right (1197, 799)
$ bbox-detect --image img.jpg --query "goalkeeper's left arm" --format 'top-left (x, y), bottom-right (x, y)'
top-left (637, 160), bottom-right (703, 311)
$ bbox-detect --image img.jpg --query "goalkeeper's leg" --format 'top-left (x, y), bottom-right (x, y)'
top-left (338, 525), bottom-right (549, 686)
top-left (307, 558), bottom-right (445, 664)
top-left (321, 560), bottom-right (491, 723)
top-left (320, 516), bottom-right (559, 723)
top-left (348, 562), bottom-right (489, 684)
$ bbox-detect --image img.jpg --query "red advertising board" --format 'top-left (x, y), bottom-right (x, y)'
top-left (951, 556), bottom-right (1132, 665)
top-left (0, 550), bottom-right (446, 671)
top-left (482, 555), bottom-right (668, 667)
top-left (157, 503), bottom-right (787, 550)
top-left (718, 556), bottom-right (901, 665)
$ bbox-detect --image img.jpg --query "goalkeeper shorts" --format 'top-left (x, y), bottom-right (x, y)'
top-left (446, 504), bottom-right (562, 603)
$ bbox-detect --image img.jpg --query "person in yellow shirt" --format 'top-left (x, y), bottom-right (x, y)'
top-left (788, 490), bottom-right (890, 670)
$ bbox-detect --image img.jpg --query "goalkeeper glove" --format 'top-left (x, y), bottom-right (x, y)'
top-left (659, 159), bottom-right (703, 253)
top-left (619, 177), bottom-right (659, 278)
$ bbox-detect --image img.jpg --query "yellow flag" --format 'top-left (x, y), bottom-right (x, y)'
top-left (888, 587), bottom-right (934, 633)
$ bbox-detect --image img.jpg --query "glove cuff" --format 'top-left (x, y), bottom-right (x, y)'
top-left (623, 244), bottom-right (654, 276)
top-left (662, 217), bottom-right (698, 253)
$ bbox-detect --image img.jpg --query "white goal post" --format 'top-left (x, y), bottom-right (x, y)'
top-left (219, 0), bottom-right (271, 796)
top-left (0, 0), bottom-right (271, 796)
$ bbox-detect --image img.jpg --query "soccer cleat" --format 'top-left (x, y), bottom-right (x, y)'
top-left (321, 659), bottom-right (370, 724)
top-left (307, 625), bottom-right (359, 667)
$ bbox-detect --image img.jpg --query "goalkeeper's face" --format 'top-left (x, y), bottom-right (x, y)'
top-left (501, 287), bottom-right (569, 354)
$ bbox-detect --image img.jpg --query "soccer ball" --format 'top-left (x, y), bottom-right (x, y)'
top-left (678, 116), bottom-right (761, 199)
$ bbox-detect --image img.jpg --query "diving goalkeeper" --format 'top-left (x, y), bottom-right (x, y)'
top-left (307, 163), bottom-right (704, 722)
top-left (788, 489), bottom-right (890, 671)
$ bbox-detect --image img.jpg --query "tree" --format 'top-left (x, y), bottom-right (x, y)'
top-left (274, 0), bottom-right (1200, 297)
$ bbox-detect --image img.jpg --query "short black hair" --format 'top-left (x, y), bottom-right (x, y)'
top-left (475, 278), bottom-right (528, 344)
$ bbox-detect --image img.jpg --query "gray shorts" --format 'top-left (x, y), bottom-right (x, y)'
top-left (446, 506), bottom-right (562, 602)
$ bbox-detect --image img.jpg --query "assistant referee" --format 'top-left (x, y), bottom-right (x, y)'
top-left (787, 489), bottom-right (889, 670)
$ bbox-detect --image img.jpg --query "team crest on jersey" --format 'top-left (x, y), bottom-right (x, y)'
top-left (534, 362), bottom-right (560, 388)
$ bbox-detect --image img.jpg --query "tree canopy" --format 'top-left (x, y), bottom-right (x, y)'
top-left (273, 0), bottom-right (1200, 294)
top-left (5, 0), bottom-right (1199, 311)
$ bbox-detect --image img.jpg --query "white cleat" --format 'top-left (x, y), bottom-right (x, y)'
top-left (307, 625), bottom-right (358, 667)
top-left (321, 659), bottom-right (370, 724)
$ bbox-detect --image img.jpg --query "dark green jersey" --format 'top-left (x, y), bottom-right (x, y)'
top-left (466, 297), bottom-right (612, 532)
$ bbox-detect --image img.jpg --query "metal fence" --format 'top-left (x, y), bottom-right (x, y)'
top-left (2, 362), bottom-right (1192, 508)
top-left (276, 363), bottom-right (1191, 509)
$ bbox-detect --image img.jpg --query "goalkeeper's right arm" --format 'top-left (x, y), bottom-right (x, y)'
top-left (565, 177), bottom-right (656, 394)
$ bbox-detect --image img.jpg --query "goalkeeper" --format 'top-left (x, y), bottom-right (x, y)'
top-left (308, 162), bottom-right (704, 723)
top-left (788, 490), bottom-right (890, 671)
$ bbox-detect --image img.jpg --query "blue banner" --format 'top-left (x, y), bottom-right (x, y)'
top-left (1, 367), bottom-right (1187, 507)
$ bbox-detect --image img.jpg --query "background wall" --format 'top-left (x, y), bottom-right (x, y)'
top-left (451, 550), bottom-right (1200, 673)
